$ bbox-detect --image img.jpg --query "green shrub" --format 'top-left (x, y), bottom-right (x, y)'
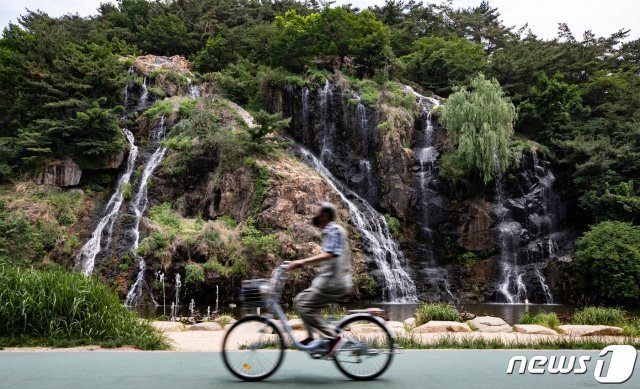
top-left (122, 182), bottom-right (132, 201)
top-left (218, 215), bottom-right (237, 228)
top-left (385, 214), bottom-right (401, 239)
top-left (456, 251), bottom-right (480, 268)
top-left (244, 158), bottom-right (270, 213)
top-left (151, 233), bottom-right (169, 250)
top-left (241, 220), bottom-right (279, 257)
top-left (178, 98), bottom-right (197, 117)
top-left (571, 307), bottom-right (628, 326)
top-left (143, 99), bottom-right (174, 119)
top-left (149, 203), bottom-right (181, 230)
top-left (518, 312), bottom-right (560, 329)
top-left (353, 273), bottom-right (377, 297)
top-left (0, 266), bottom-right (168, 349)
top-left (185, 263), bottom-right (205, 284)
top-left (571, 221), bottom-right (640, 305)
top-left (415, 303), bottom-right (460, 325)
top-left (216, 315), bottom-right (234, 327)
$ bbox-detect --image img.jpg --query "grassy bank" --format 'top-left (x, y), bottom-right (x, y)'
top-left (396, 334), bottom-right (640, 350)
top-left (0, 266), bottom-right (169, 350)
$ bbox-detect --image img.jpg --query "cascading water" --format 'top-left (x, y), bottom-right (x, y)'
top-left (493, 149), bottom-right (558, 304)
top-left (318, 80), bottom-right (335, 163)
top-left (292, 143), bottom-right (417, 302)
top-left (137, 76), bottom-right (150, 109)
top-left (301, 87), bottom-right (310, 128)
top-left (187, 78), bottom-right (201, 99)
top-left (407, 88), bottom-right (454, 301)
top-left (124, 116), bottom-right (167, 306)
top-left (75, 129), bottom-right (138, 275)
top-left (352, 92), bottom-right (376, 202)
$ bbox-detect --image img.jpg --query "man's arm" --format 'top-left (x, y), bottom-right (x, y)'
top-left (288, 251), bottom-right (336, 270)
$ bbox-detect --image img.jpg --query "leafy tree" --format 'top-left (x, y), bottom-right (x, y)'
top-left (191, 35), bottom-right (234, 73)
top-left (441, 74), bottom-right (517, 183)
top-left (270, 8), bottom-right (392, 75)
top-left (139, 14), bottom-right (195, 55)
top-left (401, 35), bottom-right (487, 95)
top-left (572, 221), bottom-right (640, 306)
top-left (517, 73), bottom-right (590, 142)
top-left (250, 110), bottom-right (291, 141)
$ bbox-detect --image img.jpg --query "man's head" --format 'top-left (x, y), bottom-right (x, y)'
top-left (312, 201), bottom-right (336, 229)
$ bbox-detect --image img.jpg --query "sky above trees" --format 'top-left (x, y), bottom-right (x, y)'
top-left (2, 0), bottom-right (639, 40)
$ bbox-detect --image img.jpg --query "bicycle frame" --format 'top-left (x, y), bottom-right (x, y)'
top-left (251, 262), bottom-right (390, 354)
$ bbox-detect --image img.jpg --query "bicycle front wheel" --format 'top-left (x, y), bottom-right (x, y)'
top-left (334, 315), bottom-right (394, 380)
top-left (221, 315), bottom-right (285, 381)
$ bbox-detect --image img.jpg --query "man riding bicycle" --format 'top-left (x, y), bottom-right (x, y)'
top-left (287, 201), bottom-right (352, 357)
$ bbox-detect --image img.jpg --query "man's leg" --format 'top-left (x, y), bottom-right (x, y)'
top-left (294, 288), bottom-right (340, 339)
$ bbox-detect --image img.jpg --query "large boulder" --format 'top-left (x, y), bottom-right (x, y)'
top-left (189, 322), bottom-right (223, 331)
top-left (349, 324), bottom-right (385, 334)
top-left (134, 55), bottom-right (193, 76)
top-left (385, 321), bottom-right (405, 331)
top-left (35, 159), bottom-right (82, 187)
top-left (471, 316), bottom-right (513, 333)
top-left (403, 317), bottom-right (417, 330)
top-left (513, 324), bottom-right (558, 335)
top-left (557, 325), bottom-right (624, 336)
top-left (413, 321), bottom-right (471, 333)
top-left (95, 150), bottom-right (125, 170)
top-left (150, 321), bottom-right (184, 333)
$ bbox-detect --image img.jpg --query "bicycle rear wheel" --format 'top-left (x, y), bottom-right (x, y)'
top-left (334, 315), bottom-right (394, 380)
top-left (221, 315), bottom-right (285, 381)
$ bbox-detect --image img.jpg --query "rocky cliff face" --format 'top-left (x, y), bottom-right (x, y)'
top-left (271, 79), bottom-right (575, 304)
top-left (67, 57), bottom-right (575, 306)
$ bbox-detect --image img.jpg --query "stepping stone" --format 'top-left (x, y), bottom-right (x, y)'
top-left (385, 321), bottom-right (405, 331)
top-left (514, 324), bottom-right (558, 335)
top-left (189, 322), bottom-right (223, 331)
top-left (150, 321), bottom-right (184, 332)
top-left (413, 321), bottom-right (472, 333)
top-left (348, 324), bottom-right (385, 334)
top-left (471, 316), bottom-right (513, 333)
top-left (557, 325), bottom-right (623, 336)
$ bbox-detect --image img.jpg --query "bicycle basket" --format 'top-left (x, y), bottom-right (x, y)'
top-left (239, 279), bottom-right (270, 308)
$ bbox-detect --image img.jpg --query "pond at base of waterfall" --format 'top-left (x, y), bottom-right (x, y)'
top-left (131, 302), bottom-right (636, 326)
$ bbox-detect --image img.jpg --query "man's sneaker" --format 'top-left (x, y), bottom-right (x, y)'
top-left (323, 336), bottom-right (346, 359)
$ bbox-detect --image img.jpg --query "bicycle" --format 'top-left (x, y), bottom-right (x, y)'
top-left (221, 262), bottom-right (396, 381)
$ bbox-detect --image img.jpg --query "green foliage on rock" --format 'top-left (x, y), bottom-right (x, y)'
top-left (571, 221), bottom-right (640, 305)
top-left (385, 214), bottom-right (401, 239)
top-left (185, 263), bottom-right (205, 285)
top-left (250, 110), bottom-right (291, 141)
top-left (441, 74), bottom-right (517, 183)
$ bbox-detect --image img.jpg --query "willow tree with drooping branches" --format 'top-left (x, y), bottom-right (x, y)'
top-left (441, 74), bottom-right (517, 183)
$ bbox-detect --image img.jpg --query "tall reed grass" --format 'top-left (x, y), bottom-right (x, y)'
top-left (415, 303), bottom-right (460, 325)
top-left (0, 266), bottom-right (169, 349)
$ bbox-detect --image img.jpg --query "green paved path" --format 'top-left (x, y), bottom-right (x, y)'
top-left (1, 350), bottom-right (638, 388)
